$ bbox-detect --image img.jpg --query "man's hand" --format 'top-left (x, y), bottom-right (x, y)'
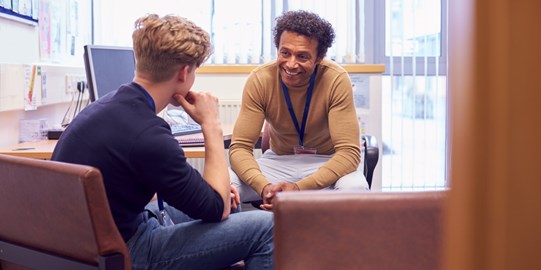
top-left (230, 185), bottom-right (240, 210)
top-left (174, 92), bottom-right (220, 126)
top-left (260, 182), bottom-right (299, 211)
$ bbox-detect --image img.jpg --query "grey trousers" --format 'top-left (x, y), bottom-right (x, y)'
top-left (229, 150), bottom-right (369, 202)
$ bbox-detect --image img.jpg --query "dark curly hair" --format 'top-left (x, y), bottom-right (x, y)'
top-left (273, 10), bottom-right (335, 59)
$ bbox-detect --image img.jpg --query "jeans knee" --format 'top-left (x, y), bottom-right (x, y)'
top-left (244, 211), bottom-right (273, 234)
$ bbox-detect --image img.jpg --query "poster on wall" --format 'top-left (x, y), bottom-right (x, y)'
top-left (19, 0), bottom-right (32, 16)
top-left (67, 0), bottom-right (80, 56)
top-left (12, 0), bottom-right (19, 12)
top-left (38, 0), bottom-right (51, 61)
top-left (351, 74), bottom-right (370, 110)
top-left (37, 0), bottom-right (64, 62)
top-left (39, 0), bottom-right (88, 63)
top-left (24, 65), bottom-right (40, 111)
top-left (32, 0), bottom-right (38, 20)
top-left (0, 0), bottom-right (37, 24)
top-left (0, 0), bottom-right (13, 9)
top-left (49, 0), bottom-right (63, 62)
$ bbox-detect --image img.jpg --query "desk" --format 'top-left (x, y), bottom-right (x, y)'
top-left (0, 125), bottom-right (235, 159)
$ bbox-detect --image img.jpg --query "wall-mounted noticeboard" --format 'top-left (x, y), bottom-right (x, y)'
top-left (0, 0), bottom-right (38, 25)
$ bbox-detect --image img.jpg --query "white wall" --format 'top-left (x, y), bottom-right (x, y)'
top-left (0, 17), bottom-right (39, 64)
top-left (192, 74), bottom-right (248, 100)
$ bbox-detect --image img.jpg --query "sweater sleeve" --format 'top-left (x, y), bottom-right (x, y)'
top-left (133, 123), bottom-right (224, 222)
top-left (229, 73), bottom-right (269, 196)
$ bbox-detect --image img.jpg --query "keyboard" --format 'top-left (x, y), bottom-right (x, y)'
top-left (170, 123), bottom-right (202, 136)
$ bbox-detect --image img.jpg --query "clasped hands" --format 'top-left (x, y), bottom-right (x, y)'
top-left (259, 182), bottom-right (300, 211)
top-left (230, 184), bottom-right (240, 210)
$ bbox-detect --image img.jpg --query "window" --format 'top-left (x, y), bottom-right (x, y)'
top-left (91, 0), bottom-right (365, 64)
top-left (375, 0), bottom-right (448, 190)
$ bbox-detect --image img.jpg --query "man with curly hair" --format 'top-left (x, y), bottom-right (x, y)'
top-left (52, 14), bottom-right (273, 269)
top-left (229, 10), bottom-right (369, 210)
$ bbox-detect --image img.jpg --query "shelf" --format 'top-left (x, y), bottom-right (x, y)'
top-left (197, 64), bottom-right (385, 74)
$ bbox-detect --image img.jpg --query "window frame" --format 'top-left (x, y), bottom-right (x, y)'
top-left (373, 0), bottom-right (447, 75)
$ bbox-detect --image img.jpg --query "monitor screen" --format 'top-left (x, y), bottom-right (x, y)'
top-left (83, 45), bottom-right (135, 102)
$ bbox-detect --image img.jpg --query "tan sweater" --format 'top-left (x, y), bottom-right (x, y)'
top-left (229, 59), bottom-right (361, 195)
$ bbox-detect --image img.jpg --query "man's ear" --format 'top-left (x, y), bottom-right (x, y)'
top-left (177, 65), bottom-right (190, 82)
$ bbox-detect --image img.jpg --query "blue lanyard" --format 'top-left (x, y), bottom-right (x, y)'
top-left (133, 82), bottom-right (166, 213)
top-left (133, 82), bottom-right (156, 112)
top-left (280, 66), bottom-right (318, 146)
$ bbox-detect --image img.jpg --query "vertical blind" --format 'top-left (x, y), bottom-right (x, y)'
top-left (92, 0), bottom-right (364, 65)
top-left (379, 0), bottom-right (447, 190)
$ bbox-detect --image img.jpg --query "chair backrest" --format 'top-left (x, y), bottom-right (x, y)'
top-left (260, 121), bottom-right (379, 188)
top-left (273, 190), bottom-right (446, 270)
top-left (361, 134), bottom-right (379, 188)
top-left (0, 154), bottom-right (131, 270)
top-left (260, 121), bottom-right (271, 154)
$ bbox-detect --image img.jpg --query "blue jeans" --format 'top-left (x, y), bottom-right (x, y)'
top-left (126, 201), bottom-right (274, 270)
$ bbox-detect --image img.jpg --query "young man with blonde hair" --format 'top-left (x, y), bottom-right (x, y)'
top-left (53, 14), bottom-right (273, 269)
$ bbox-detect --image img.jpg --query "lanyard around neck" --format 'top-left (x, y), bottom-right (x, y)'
top-left (280, 65), bottom-right (318, 146)
top-left (133, 82), bottom-right (156, 112)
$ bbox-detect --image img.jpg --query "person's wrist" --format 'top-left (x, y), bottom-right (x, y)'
top-left (293, 183), bottom-right (300, 191)
top-left (200, 121), bottom-right (222, 133)
top-left (261, 183), bottom-right (272, 198)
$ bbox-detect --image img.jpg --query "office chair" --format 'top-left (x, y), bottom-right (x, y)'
top-left (0, 154), bottom-right (247, 270)
top-left (0, 154), bottom-right (130, 270)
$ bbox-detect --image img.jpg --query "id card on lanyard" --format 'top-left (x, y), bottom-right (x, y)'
top-left (281, 66), bottom-right (318, 155)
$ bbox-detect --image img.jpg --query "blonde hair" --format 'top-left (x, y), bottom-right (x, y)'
top-left (132, 14), bottom-right (212, 82)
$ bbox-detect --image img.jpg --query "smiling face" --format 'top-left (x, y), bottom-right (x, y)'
top-left (277, 31), bottom-right (322, 88)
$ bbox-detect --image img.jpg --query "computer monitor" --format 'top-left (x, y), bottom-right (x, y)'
top-left (83, 45), bottom-right (136, 102)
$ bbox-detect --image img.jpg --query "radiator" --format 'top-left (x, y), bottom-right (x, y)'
top-left (189, 150), bottom-right (263, 174)
top-left (187, 99), bottom-right (260, 173)
top-left (217, 99), bottom-right (242, 126)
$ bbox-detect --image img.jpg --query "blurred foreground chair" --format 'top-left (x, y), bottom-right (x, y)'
top-left (0, 154), bottom-right (130, 270)
top-left (273, 190), bottom-right (447, 270)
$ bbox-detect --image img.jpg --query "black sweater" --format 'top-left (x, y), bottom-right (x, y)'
top-left (52, 82), bottom-right (224, 241)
